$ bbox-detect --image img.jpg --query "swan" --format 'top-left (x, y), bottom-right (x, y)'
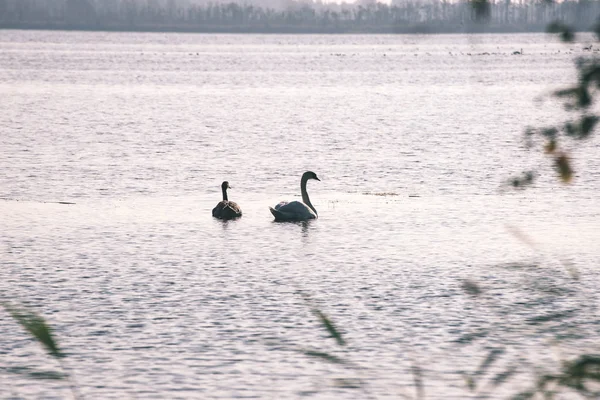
top-left (270, 171), bottom-right (320, 221)
top-left (212, 181), bottom-right (242, 220)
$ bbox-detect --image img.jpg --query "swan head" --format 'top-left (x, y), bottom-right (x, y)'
top-left (221, 181), bottom-right (231, 190)
top-left (303, 171), bottom-right (320, 182)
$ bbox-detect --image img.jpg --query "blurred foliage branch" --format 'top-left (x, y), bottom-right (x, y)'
top-left (514, 355), bottom-right (600, 399)
top-left (511, 20), bottom-right (600, 187)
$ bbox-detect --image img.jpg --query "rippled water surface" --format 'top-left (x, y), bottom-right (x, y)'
top-left (1, 30), bottom-right (600, 399)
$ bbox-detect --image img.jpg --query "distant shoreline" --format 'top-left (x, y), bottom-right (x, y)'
top-left (0, 22), bottom-right (577, 35)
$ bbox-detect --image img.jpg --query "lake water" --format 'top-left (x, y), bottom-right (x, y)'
top-left (1, 30), bottom-right (600, 399)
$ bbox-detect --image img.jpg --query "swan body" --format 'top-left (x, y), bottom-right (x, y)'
top-left (270, 171), bottom-right (320, 222)
top-left (212, 181), bottom-right (242, 220)
top-left (270, 200), bottom-right (317, 221)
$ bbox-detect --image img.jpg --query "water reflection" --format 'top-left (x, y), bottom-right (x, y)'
top-left (214, 217), bottom-right (242, 232)
top-left (300, 220), bottom-right (312, 240)
top-left (270, 219), bottom-right (315, 244)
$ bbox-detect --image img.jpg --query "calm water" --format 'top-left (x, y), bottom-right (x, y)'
top-left (1, 30), bottom-right (600, 399)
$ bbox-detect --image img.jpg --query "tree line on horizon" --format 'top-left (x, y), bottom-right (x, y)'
top-left (0, 0), bottom-right (598, 33)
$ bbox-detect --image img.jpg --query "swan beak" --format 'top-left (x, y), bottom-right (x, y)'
top-left (315, 177), bottom-right (321, 181)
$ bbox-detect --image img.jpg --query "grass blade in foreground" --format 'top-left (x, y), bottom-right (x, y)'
top-left (0, 366), bottom-right (66, 380)
top-left (301, 349), bottom-right (348, 365)
top-left (2, 302), bottom-right (63, 359)
top-left (312, 308), bottom-right (346, 346)
top-left (1, 302), bottom-right (83, 400)
top-left (412, 364), bottom-right (425, 399)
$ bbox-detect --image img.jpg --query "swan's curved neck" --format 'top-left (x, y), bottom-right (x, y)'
top-left (301, 176), bottom-right (317, 215)
top-left (222, 186), bottom-right (228, 201)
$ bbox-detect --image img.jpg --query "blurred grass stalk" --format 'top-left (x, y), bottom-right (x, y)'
top-left (1, 302), bottom-right (82, 400)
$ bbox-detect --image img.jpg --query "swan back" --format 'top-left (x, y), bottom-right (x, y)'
top-left (213, 201), bottom-right (242, 220)
top-left (270, 201), bottom-right (317, 221)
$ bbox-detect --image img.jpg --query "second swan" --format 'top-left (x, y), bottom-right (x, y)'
top-left (270, 171), bottom-right (320, 221)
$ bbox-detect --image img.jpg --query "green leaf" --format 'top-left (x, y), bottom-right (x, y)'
top-left (463, 349), bottom-right (504, 392)
top-left (576, 87), bottom-right (592, 108)
top-left (312, 309), bottom-right (346, 347)
top-left (578, 115), bottom-right (598, 139)
top-left (537, 373), bottom-right (559, 391)
top-left (455, 329), bottom-right (489, 344)
top-left (2, 302), bottom-right (63, 359)
top-left (564, 121), bottom-right (577, 136)
top-left (510, 390), bottom-right (536, 400)
top-left (491, 365), bottom-right (518, 386)
top-left (470, 0), bottom-right (490, 21)
top-left (508, 171), bottom-right (536, 188)
top-left (580, 64), bottom-right (600, 88)
top-left (554, 87), bottom-right (590, 109)
top-left (301, 349), bottom-right (348, 365)
top-left (332, 378), bottom-right (364, 388)
top-left (525, 309), bottom-right (577, 325)
top-left (0, 366), bottom-right (66, 380)
top-left (541, 127), bottom-right (558, 138)
top-left (554, 153), bottom-right (573, 183)
top-left (544, 139), bottom-right (557, 154)
top-left (547, 21), bottom-right (575, 42)
top-left (560, 355), bottom-right (600, 389)
top-left (412, 364), bottom-right (425, 399)
top-left (461, 279), bottom-right (482, 296)
top-left (524, 127), bottom-right (536, 136)
top-left (560, 30), bottom-right (575, 43)
top-left (475, 348), bottom-right (505, 378)
top-left (464, 374), bottom-right (476, 391)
